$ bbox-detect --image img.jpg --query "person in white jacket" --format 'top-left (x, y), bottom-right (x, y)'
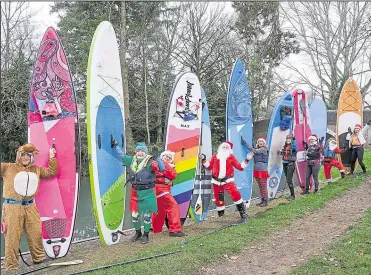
top-left (346, 120), bottom-right (371, 174)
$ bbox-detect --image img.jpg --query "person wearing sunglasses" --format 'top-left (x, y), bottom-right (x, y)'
top-left (1, 143), bottom-right (58, 271)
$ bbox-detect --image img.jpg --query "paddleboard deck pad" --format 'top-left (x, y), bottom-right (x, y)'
top-left (28, 27), bottom-right (80, 258)
top-left (87, 21), bottom-right (126, 245)
top-left (189, 88), bottom-right (212, 222)
top-left (226, 59), bottom-right (254, 203)
top-left (266, 91), bottom-right (293, 199)
top-left (164, 72), bottom-right (202, 222)
top-left (337, 78), bottom-right (363, 172)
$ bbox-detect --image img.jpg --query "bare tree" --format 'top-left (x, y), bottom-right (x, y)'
top-left (281, 2), bottom-right (371, 108)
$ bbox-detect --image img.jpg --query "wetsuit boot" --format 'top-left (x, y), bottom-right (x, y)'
top-left (130, 229), bottom-right (142, 242)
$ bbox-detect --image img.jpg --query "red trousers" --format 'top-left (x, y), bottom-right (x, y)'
top-left (324, 158), bottom-right (345, 180)
top-left (152, 193), bottom-right (182, 233)
top-left (256, 178), bottom-right (268, 199)
top-left (213, 181), bottom-right (243, 211)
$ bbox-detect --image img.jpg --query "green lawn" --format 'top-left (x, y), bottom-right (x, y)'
top-left (79, 151), bottom-right (371, 275)
top-left (290, 207), bottom-right (371, 275)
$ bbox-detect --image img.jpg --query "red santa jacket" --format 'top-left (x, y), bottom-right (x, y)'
top-left (203, 153), bottom-right (248, 184)
top-left (154, 162), bottom-right (177, 197)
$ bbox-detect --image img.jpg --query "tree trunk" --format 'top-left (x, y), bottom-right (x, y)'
top-left (120, 1), bottom-right (133, 148)
top-left (144, 62), bottom-right (150, 145)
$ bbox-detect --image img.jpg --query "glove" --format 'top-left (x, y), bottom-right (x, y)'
top-left (319, 137), bottom-right (324, 144)
top-left (201, 153), bottom-right (206, 161)
top-left (152, 146), bottom-right (159, 158)
top-left (111, 138), bottom-right (118, 148)
top-left (367, 119), bottom-right (371, 125)
top-left (292, 136), bottom-right (296, 140)
top-left (277, 150), bottom-right (282, 156)
top-left (347, 127), bottom-right (352, 134)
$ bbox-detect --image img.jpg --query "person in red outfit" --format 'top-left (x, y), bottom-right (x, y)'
top-left (202, 141), bottom-right (254, 222)
top-left (323, 138), bottom-right (347, 183)
top-left (152, 150), bottom-right (185, 237)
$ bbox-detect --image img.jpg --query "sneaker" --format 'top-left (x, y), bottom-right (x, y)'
top-left (301, 190), bottom-right (309, 195)
top-left (314, 189), bottom-right (319, 194)
top-left (340, 172), bottom-right (345, 178)
top-left (288, 195), bottom-right (295, 200)
top-left (141, 233), bottom-right (149, 244)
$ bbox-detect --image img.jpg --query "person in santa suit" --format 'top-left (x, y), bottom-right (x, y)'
top-left (241, 137), bottom-right (269, 207)
top-left (302, 134), bottom-right (324, 194)
top-left (152, 150), bottom-right (185, 237)
top-left (323, 138), bottom-right (347, 183)
top-left (201, 141), bottom-right (254, 222)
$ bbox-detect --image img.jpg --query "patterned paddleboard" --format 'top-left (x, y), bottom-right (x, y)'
top-left (266, 91), bottom-right (293, 199)
top-left (189, 88), bottom-right (212, 222)
top-left (164, 72), bottom-right (202, 223)
top-left (292, 89), bottom-right (313, 191)
top-left (226, 59), bottom-right (254, 203)
top-left (28, 27), bottom-right (81, 258)
top-left (87, 21), bottom-right (126, 245)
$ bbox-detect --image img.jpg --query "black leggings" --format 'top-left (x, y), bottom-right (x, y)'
top-left (351, 146), bottom-right (366, 172)
top-left (306, 165), bottom-right (320, 191)
top-left (283, 162), bottom-right (295, 188)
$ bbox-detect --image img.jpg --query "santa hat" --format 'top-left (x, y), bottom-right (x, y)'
top-left (221, 141), bottom-right (233, 149)
top-left (308, 134), bottom-right (318, 141)
top-left (354, 124), bottom-right (362, 129)
top-left (160, 150), bottom-right (175, 161)
top-left (257, 137), bottom-right (266, 143)
top-left (328, 138), bottom-right (336, 143)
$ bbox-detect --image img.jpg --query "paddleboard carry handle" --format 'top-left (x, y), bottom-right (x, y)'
top-left (98, 134), bottom-right (102, 149)
top-left (46, 238), bottom-right (66, 244)
top-left (181, 148), bottom-right (185, 157)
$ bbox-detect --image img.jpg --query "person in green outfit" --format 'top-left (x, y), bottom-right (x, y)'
top-left (112, 140), bottom-right (165, 244)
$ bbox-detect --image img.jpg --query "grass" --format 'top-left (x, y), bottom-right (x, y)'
top-left (290, 207), bottom-right (371, 275)
top-left (79, 151), bottom-right (370, 275)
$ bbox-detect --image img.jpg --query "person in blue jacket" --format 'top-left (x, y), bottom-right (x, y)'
top-left (277, 134), bottom-right (298, 200)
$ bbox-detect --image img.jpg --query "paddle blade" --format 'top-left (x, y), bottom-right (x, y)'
top-left (49, 260), bottom-right (84, 267)
top-left (195, 197), bottom-right (203, 215)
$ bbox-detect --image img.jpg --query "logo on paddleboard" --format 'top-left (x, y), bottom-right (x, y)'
top-left (174, 80), bottom-right (201, 121)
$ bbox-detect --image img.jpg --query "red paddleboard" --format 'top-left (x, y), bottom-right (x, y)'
top-left (292, 89), bottom-right (313, 191)
top-left (28, 27), bottom-right (80, 258)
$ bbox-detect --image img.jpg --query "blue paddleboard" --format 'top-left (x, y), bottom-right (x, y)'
top-left (309, 96), bottom-right (327, 146)
top-left (226, 59), bottom-right (254, 204)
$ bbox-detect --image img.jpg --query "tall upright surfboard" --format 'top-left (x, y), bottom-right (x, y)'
top-left (310, 96), bottom-right (327, 147)
top-left (87, 21), bottom-right (126, 245)
top-left (292, 89), bottom-right (312, 191)
top-left (189, 88), bottom-right (212, 222)
top-left (226, 59), bottom-right (253, 203)
top-left (164, 72), bottom-right (202, 223)
top-left (337, 77), bottom-right (363, 173)
top-left (28, 27), bottom-right (80, 258)
top-left (266, 91), bottom-right (293, 199)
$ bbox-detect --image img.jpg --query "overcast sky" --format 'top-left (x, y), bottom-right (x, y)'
top-left (28, 2), bottom-right (370, 106)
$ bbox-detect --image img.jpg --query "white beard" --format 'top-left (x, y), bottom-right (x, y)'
top-left (216, 146), bottom-right (232, 178)
top-left (329, 142), bottom-right (337, 151)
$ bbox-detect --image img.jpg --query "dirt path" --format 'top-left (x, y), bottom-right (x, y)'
top-left (198, 178), bottom-right (371, 275)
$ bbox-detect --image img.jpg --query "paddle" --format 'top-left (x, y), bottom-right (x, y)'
top-left (18, 260), bottom-right (83, 275)
top-left (194, 112), bottom-right (204, 216)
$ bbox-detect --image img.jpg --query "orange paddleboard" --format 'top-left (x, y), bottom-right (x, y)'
top-left (336, 77), bottom-right (363, 173)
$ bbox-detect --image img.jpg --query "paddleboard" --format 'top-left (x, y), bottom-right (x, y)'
top-left (164, 72), bottom-right (202, 223)
top-left (189, 88), bottom-right (212, 222)
top-left (266, 91), bottom-right (293, 199)
top-left (226, 59), bottom-right (254, 203)
top-left (292, 89), bottom-right (313, 191)
top-left (28, 27), bottom-right (80, 258)
top-left (309, 96), bottom-right (327, 147)
top-left (87, 21), bottom-right (126, 245)
top-left (336, 77), bottom-right (363, 173)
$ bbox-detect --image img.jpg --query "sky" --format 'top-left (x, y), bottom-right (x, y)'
top-left (28, 1), bottom-right (370, 107)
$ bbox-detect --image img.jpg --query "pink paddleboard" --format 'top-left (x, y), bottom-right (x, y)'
top-left (28, 27), bottom-right (80, 258)
top-left (292, 89), bottom-right (313, 191)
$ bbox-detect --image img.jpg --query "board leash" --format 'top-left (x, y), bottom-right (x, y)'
top-left (66, 251), bottom-right (181, 275)
top-left (17, 260), bottom-right (83, 275)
